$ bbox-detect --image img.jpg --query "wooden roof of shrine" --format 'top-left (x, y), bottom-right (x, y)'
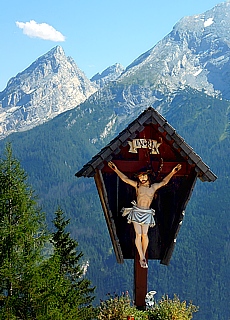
top-left (76, 107), bottom-right (217, 265)
top-left (76, 107), bottom-right (217, 182)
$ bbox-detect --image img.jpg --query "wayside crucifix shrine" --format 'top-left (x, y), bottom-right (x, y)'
top-left (76, 107), bottom-right (217, 308)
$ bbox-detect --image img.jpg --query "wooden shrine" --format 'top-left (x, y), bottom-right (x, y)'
top-left (75, 107), bottom-right (217, 307)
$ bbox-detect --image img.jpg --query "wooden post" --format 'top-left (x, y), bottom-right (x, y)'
top-left (134, 249), bottom-right (148, 308)
top-left (133, 128), bottom-right (149, 309)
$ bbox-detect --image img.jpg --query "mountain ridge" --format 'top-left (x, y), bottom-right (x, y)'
top-left (1, 2), bottom-right (230, 140)
top-left (91, 63), bottom-right (125, 88)
top-left (0, 46), bottom-right (97, 139)
top-left (120, 0), bottom-right (230, 99)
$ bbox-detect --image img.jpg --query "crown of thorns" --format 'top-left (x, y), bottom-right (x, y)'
top-left (134, 168), bottom-right (153, 178)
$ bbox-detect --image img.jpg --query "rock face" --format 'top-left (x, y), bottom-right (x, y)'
top-left (87, 0), bottom-right (230, 122)
top-left (1, 2), bottom-right (230, 140)
top-left (121, 1), bottom-right (230, 100)
top-left (78, 1), bottom-right (230, 143)
top-left (91, 63), bottom-right (125, 88)
top-left (0, 46), bottom-right (97, 139)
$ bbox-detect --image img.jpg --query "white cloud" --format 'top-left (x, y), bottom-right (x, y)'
top-left (16, 20), bottom-right (65, 42)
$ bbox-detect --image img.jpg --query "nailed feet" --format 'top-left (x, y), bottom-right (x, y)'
top-left (139, 259), bottom-right (148, 268)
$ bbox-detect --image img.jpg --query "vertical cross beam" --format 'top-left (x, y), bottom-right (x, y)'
top-left (134, 249), bottom-right (148, 308)
top-left (133, 127), bottom-right (149, 308)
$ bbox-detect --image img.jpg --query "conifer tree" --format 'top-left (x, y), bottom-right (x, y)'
top-left (0, 144), bottom-right (95, 319)
top-left (50, 207), bottom-right (95, 319)
top-left (0, 143), bottom-right (46, 319)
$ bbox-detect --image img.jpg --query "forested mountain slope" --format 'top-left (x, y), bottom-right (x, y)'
top-left (0, 88), bottom-right (229, 320)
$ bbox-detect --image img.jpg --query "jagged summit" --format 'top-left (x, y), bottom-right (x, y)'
top-left (0, 46), bottom-right (97, 139)
top-left (91, 63), bottom-right (125, 88)
top-left (5, 46), bottom-right (66, 90)
top-left (121, 1), bottom-right (230, 100)
top-left (1, 2), bottom-right (230, 140)
top-left (171, 1), bottom-right (230, 43)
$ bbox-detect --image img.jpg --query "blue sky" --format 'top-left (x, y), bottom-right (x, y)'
top-left (0, 0), bottom-right (225, 91)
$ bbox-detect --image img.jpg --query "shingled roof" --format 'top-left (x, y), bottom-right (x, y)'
top-left (76, 107), bottom-right (217, 182)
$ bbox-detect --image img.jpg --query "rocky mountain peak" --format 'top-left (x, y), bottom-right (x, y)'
top-left (0, 46), bottom-right (97, 139)
top-left (120, 1), bottom-right (230, 100)
top-left (1, 2), bottom-right (230, 141)
top-left (171, 1), bottom-right (230, 46)
top-left (91, 63), bottom-right (125, 88)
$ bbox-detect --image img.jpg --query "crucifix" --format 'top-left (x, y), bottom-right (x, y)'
top-left (75, 107), bottom-right (217, 308)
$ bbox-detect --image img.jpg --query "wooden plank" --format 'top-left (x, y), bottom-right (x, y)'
top-left (94, 169), bottom-right (124, 263)
top-left (134, 249), bottom-right (148, 308)
top-left (160, 169), bottom-right (197, 265)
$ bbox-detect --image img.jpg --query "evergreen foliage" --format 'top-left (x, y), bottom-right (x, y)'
top-left (50, 207), bottom-right (95, 319)
top-left (0, 145), bottom-right (95, 319)
top-left (0, 143), bottom-right (46, 319)
top-left (51, 207), bottom-right (84, 276)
